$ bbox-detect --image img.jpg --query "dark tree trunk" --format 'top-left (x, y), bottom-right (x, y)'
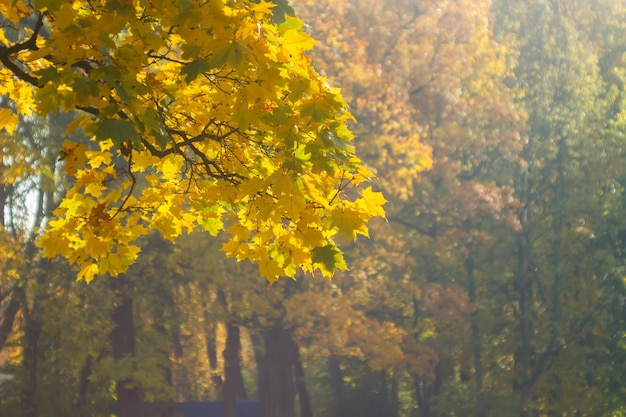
top-left (0, 184), bottom-right (9, 227)
top-left (15, 238), bottom-right (54, 417)
top-left (13, 278), bottom-right (40, 417)
top-left (414, 374), bottom-right (433, 417)
top-left (171, 325), bottom-right (190, 401)
top-left (110, 275), bottom-right (142, 417)
top-left (203, 286), bottom-right (222, 399)
top-left (292, 342), bottom-right (313, 417)
top-left (466, 257), bottom-right (486, 417)
top-left (415, 360), bottom-right (444, 417)
top-left (390, 372), bottom-right (399, 417)
top-left (223, 322), bottom-right (246, 417)
top-left (0, 293), bottom-right (19, 351)
top-left (205, 320), bottom-right (224, 399)
top-left (236, 338), bottom-right (248, 401)
top-left (237, 373), bottom-right (247, 401)
top-left (151, 284), bottom-right (178, 406)
top-left (256, 326), bottom-right (296, 417)
top-left (73, 355), bottom-right (93, 417)
top-left (412, 293), bottom-right (437, 417)
top-left (20, 298), bottom-right (40, 417)
top-left (516, 235), bottom-right (531, 417)
top-left (381, 370), bottom-right (399, 417)
top-left (328, 355), bottom-right (343, 417)
top-left (252, 333), bottom-right (268, 412)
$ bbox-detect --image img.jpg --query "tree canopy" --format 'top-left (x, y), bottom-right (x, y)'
top-left (1, 1), bottom-right (625, 417)
top-left (0, 0), bottom-right (385, 282)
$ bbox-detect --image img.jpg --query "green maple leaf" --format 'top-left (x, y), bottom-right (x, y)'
top-left (33, 0), bottom-right (64, 11)
top-left (181, 59), bottom-right (211, 83)
top-left (312, 244), bottom-right (347, 272)
top-left (255, 0), bottom-right (295, 24)
top-left (95, 119), bottom-right (139, 148)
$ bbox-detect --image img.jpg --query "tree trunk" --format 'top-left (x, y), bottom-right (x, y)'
top-left (292, 342), bottom-right (313, 417)
top-left (516, 235), bottom-right (531, 417)
top-left (383, 370), bottom-right (399, 417)
top-left (414, 374), bottom-right (433, 417)
top-left (20, 295), bottom-right (40, 417)
top-left (110, 275), bottom-right (142, 417)
top-left (12, 275), bottom-right (42, 417)
top-left (256, 326), bottom-right (296, 417)
top-left (73, 355), bottom-right (93, 417)
top-left (252, 332), bottom-right (268, 412)
top-left (328, 355), bottom-right (343, 417)
top-left (0, 293), bottom-right (19, 351)
top-left (0, 184), bottom-right (10, 227)
top-left (391, 373), bottom-right (399, 417)
top-left (466, 257), bottom-right (486, 417)
top-left (223, 322), bottom-right (246, 417)
top-left (205, 320), bottom-right (224, 399)
top-left (171, 325), bottom-right (191, 401)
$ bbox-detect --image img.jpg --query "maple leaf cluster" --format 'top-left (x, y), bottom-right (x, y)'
top-left (0, 0), bottom-right (386, 281)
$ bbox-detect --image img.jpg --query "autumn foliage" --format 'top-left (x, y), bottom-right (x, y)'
top-left (1, 1), bottom-right (626, 417)
top-left (1, 0), bottom-right (385, 282)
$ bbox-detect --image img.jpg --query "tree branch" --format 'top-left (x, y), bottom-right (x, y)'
top-left (0, 13), bottom-right (45, 86)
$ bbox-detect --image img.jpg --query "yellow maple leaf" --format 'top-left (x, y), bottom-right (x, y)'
top-left (0, 108), bottom-right (19, 134)
top-left (61, 141), bottom-right (88, 176)
top-left (250, 1), bottom-right (276, 14)
top-left (37, 230), bottom-right (72, 259)
top-left (356, 187), bottom-right (387, 219)
top-left (77, 263), bottom-right (99, 282)
top-left (331, 207), bottom-right (368, 241)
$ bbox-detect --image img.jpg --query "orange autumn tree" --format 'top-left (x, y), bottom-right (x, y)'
top-left (0, 0), bottom-right (385, 281)
top-left (292, 0), bottom-right (524, 415)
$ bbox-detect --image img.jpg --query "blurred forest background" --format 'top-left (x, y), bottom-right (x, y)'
top-left (1, 0), bottom-right (626, 416)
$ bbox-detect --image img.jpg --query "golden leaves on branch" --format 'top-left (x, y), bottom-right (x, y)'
top-left (0, 0), bottom-right (386, 281)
